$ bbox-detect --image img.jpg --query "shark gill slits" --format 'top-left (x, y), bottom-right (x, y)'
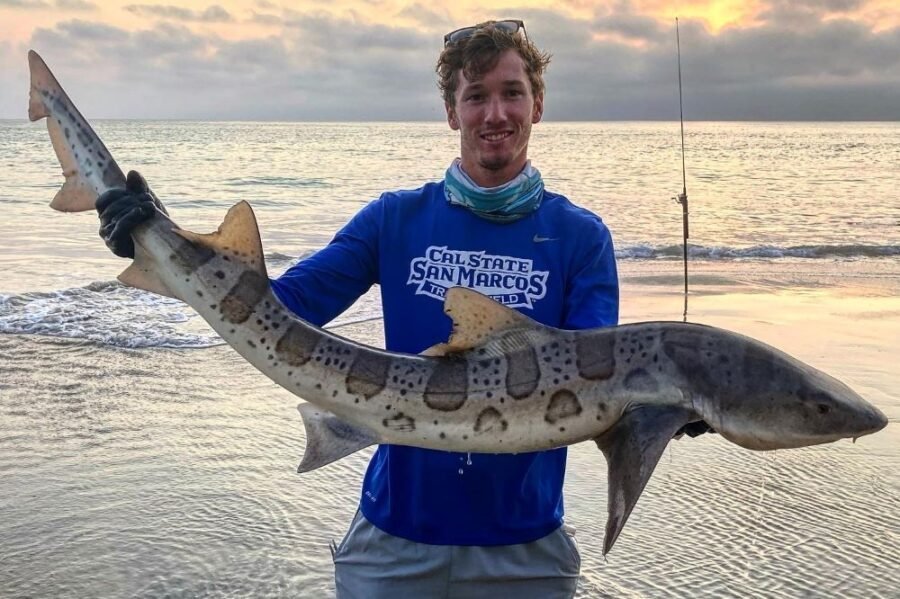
top-left (474, 407), bottom-right (508, 433)
top-left (382, 412), bottom-right (415, 432)
top-left (346, 351), bottom-right (391, 399)
top-left (275, 323), bottom-right (320, 366)
top-left (576, 334), bottom-right (615, 380)
top-left (424, 358), bottom-right (468, 411)
top-left (220, 270), bottom-right (268, 324)
top-left (545, 390), bottom-right (583, 424)
top-left (506, 347), bottom-right (539, 399)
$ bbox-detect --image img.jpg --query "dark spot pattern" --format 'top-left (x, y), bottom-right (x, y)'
top-left (170, 238), bottom-right (216, 275)
top-left (382, 412), bottom-right (416, 432)
top-left (506, 346), bottom-right (539, 399)
top-left (275, 323), bottom-right (322, 366)
top-left (220, 270), bottom-right (268, 324)
top-left (474, 407), bottom-right (508, 433)
top-left (576, 332), bottom-right (615, 380)
top-left (545, 390), bottom-right (583, 424)
top-left (424, 358), bottom-right (468, 411)
top-left (347, 351), bottom-right (392, 399)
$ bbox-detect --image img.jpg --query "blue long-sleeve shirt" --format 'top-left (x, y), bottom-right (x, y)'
top-left (272, 181), bottom-right (619, 545)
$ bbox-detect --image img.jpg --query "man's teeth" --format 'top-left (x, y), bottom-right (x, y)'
top-left (483, 132), bottom-right (510, 141)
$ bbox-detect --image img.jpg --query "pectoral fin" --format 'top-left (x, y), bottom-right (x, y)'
top-left (296, 403), bottom-right (379, 473)
top-left (594, 405), bottom-right (694, 555)
top-left (118, 233), bottom-right (180, 300)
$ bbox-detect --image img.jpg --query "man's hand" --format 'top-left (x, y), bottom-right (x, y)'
top-left (97, 170), bottom-right (167, 259)
top-left (674, 420), bottom-right (715, 438)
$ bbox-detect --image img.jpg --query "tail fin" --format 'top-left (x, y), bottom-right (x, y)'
top-left (28, 50), bottom-right (126, 212)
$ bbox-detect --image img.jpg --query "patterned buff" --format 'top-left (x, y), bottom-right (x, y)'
top-left (444, 158), bottom-right (545, 223)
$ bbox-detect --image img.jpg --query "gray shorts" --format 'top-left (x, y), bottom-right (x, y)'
top-left (332, 511), bottom-right (581, 599)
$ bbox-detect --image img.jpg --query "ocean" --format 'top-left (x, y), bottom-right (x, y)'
top-left (1, 120), bottom-right (898, 598)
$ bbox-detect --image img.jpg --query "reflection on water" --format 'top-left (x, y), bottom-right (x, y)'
top-left (1, 120), bottom-right (898, 596)
top-left (1, 269), bottom-right (898, 598)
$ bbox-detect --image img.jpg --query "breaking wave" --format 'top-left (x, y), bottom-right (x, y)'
top-left (0, 282), bottom-right (383, 349)
top-left (0, 251), bottom-right (375, 349)
top-left (617, 243), bottom-right (900, 260)
top-left (1, 245), bottom-right (897, 348)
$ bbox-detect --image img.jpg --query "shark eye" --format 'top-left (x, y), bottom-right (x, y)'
top-left (817, 404), bottom-right (831, 415)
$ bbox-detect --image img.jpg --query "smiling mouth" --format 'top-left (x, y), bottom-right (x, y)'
top-left (481, 131), bottom-right (512, 142)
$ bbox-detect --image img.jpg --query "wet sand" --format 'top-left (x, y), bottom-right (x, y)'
top-left (1, 261), bottom-right (897, 598)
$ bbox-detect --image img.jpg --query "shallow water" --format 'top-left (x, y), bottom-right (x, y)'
top-left (1, 121), bottom-right (899, 597)
top-left (1, 263), bottom-right (897, 598)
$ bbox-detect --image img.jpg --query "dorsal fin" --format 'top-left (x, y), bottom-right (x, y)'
top-left (421, 287), bottom-right (533, 356)
top-left (175, 201), bottom-right (268, 277)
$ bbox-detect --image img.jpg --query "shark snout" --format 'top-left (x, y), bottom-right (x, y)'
top-left (853, 402), bottom-right (888, 437)
top-left (801, 373), bottom-right (887, 442)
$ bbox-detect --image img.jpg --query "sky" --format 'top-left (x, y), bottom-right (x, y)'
top-left (1, 0), bottom-right (899, 120)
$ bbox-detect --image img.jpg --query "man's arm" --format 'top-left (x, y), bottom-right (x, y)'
top-left (561, 218), bottom-right (619, 330)
top-left (271, 199), bottom-right (382, 326)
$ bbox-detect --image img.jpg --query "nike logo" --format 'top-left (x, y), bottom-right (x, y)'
top-left (533, 234), bottom-right (557, 243)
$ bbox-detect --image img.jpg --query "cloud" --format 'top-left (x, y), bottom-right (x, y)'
top-left (56, 0), bottom-right (96, 9)
top-left (0, 0), bottom-right (50, 7)
top-left (396, 3), bottom-right (452, 29)
top-left (123, 4), bottom-right (233, 23)
top-left (248, 10), bottom-right (282, 26)
top-left (594, 12), bottom-right (665, 42)
top-left (0, 0), bottom-right (94, 7)
top-left (5, 3), bottom-right (900, 120)
top-left (526, 7), bottom-right (900, 120)
top-left (18, 15), bottom-right (440, 120)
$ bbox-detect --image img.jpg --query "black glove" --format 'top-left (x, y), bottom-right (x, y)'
top-left (97, 170), bottom-right (167, 259)
top-left (674, 420), bottom-right (716, 438)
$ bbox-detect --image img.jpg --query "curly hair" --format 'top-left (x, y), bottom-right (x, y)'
top-left (436, 21), bottom-right (552, 107)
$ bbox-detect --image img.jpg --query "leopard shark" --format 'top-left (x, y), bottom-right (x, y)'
top-left (27, 50), bottom-right (888, 555)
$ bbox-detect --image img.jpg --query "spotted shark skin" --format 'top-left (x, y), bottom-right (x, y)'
top-left (28, 50), bottom-right (888, 555)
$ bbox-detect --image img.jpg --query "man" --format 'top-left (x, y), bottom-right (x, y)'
top-left (97, 20), bottom-right (618, 598)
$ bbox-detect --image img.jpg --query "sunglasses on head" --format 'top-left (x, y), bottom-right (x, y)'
top-left (443, 19), bottom-right (527, 47)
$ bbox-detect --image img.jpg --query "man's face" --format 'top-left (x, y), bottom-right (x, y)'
top-left (446, 49), bottom-right (544, 188)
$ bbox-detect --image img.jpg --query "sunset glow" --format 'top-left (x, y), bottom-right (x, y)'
top-left (0, 1), bottom-right (898, 120)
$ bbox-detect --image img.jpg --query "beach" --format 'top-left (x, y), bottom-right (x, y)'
top-left (1, 121), bottom-right (898, 597)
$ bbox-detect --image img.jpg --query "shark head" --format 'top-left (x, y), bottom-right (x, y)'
top-left (674, 327), bottom-right (889, 450)
top-left (749, 360), bottom-right (889, 448)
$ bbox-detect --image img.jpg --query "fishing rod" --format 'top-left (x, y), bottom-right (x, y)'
top-left (674, 17), bottom-right (690, 322)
